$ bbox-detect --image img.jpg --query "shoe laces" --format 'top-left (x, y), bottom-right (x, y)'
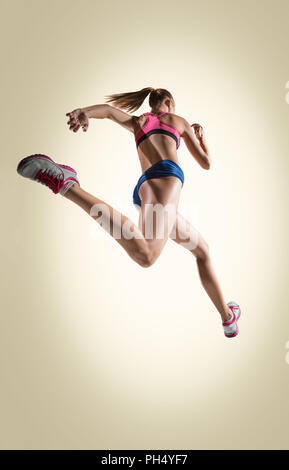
top-left (35, 168), bottom-right (64, 194)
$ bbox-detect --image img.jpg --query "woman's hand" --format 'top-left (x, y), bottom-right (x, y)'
top-left (66, 108), bottom-right (89, 133)
top-left (191, 123), bottom-right (210, 164)
top-left (191, 123), bottom-right (204, 140)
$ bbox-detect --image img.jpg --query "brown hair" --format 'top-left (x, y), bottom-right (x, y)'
top-left (104, 87), bottom-right (174, 113)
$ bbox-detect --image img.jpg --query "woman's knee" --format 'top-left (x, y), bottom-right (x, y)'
top-left (192, 238), bottom-right (210, 261)
top-left (132, 250), bottom-right (154, 268)
top-left (133, 246), bottom-right (159, 268)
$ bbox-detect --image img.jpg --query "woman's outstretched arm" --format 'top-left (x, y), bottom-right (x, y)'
top-left (66, 104), bottom-right (110, 133)
top-left (80, 103), bottom-right (110, 119)
top-left (66, 104), bottom-right (136, 134)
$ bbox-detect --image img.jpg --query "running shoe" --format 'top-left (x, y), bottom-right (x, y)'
top-left (16, 153), bottom-right (79, 195)
top-left (222, 301), bottom-right (241, 338)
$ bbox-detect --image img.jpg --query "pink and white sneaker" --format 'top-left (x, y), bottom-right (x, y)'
top-left (222, 301), bottom-right (241, 338)
top-left (17, 153), bottom-right (80, 196)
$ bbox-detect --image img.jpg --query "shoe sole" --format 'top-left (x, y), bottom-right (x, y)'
top-left (17, 154), bottom-right (77, 175)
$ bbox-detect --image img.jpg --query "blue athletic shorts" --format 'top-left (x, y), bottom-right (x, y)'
top-left (133, 159), bottom-right (184, 207)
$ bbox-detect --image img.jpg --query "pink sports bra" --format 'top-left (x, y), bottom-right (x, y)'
top-left (135, 112), bottom-right (181, 150)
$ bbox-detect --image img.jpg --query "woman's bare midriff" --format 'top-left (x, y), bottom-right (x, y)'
top-left (133, 113), bottom-right (185, 173)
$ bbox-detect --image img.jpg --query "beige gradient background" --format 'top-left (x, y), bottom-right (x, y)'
top-left (1, 0), bottom-right (289, 450)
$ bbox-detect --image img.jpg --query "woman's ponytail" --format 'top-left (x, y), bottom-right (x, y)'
top-left (104, 87), bottom-right (173, 114)
top-left (104, 87), bottom-right (154, 113)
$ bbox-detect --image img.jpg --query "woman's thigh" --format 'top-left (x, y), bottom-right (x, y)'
top-left (138, 177), bottom-right (182, 257)
top-left (170, 211), bottom-right (209, 258)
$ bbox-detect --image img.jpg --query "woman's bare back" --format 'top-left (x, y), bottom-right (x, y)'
top-left (133, 113), bottom-right (185, 173)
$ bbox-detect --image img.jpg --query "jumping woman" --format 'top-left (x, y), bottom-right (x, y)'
top-left (16, 87), bottom-right (241, 338)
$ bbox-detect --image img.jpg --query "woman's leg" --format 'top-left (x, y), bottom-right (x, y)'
top-left (64, 177), bottom-right (181, 267)
top-left (64, 184), bottom-right (151, 266)
top-left (137, 176), bottom-right (182, 264)
top-left (169, 211), bottom-right (232, 322)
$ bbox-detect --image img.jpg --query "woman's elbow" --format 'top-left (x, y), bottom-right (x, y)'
top-left (202, 158), bottom-right (211, 170)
